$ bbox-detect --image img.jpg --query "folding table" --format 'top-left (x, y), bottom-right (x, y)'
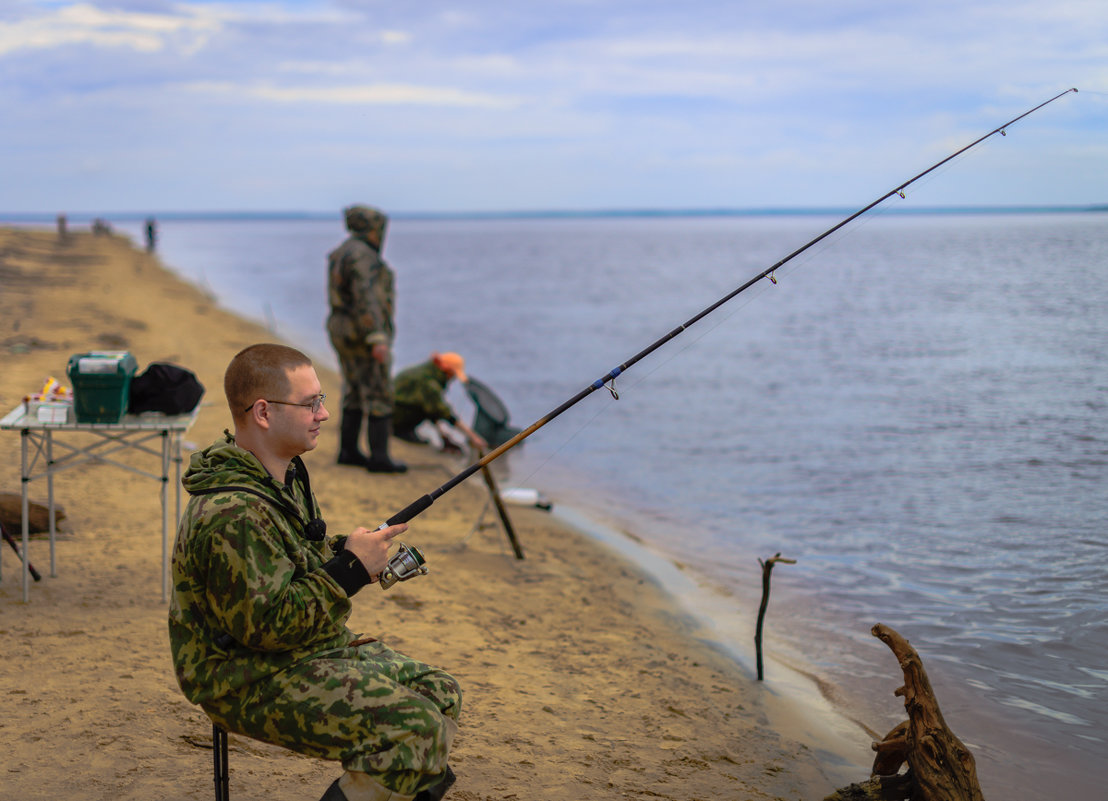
top-left (0, 404), bottom-right (199, 602)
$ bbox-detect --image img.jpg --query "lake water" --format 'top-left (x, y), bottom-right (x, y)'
top-left (111, 211), bottom-right (1107, 799)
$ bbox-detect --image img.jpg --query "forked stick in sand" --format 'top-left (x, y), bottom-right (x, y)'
top-left (824, 624), bottom-right (984, 801)
top-left (754, 552), bottom-right (795, 680)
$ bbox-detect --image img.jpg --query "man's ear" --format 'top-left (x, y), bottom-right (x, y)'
top-left (247, 400), bottom-right (272, 430)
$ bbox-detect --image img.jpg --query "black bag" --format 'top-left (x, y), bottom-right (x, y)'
top-left (128, 362), bottom-right (205, 415)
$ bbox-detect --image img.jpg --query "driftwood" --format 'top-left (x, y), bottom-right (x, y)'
top-left (0, 492), bottom-right (67, 534)
top-left (824, 624), bottom-right (984, 801)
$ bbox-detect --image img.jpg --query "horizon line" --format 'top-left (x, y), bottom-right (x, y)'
top-left (2, 204), bottom-right (1106, 224)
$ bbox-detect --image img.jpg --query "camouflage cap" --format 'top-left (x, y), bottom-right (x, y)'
top-left (344, 205), bottom-right (388, 239)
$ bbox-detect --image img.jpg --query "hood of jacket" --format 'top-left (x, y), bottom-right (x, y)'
top-left (183, 430), bottom-right (277, 497)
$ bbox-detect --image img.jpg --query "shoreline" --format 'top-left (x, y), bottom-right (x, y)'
top-left (549, 505), bottom-right (873, 782)
top-left (0, 227), bottom-right (856, 800)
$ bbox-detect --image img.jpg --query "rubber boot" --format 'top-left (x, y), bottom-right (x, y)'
top-left (337, 408), bottom-right (369, 467)
top-left (366, 415), bottom-right (408, 473)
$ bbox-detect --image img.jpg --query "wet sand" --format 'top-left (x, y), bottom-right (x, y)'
top-left (0, 227), bottom-right (857, 800)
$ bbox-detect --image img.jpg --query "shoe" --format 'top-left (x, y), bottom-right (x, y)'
top-left (338, 450), bottom-right (370, 467)
top-left (319, 778), bottom-right (347, 801)
top-left (414, 766), bottom-right (456, 801)
top-left (365, 459), bottom-right (408, 474)
top-left (319, 774), bottom-right (416, 801)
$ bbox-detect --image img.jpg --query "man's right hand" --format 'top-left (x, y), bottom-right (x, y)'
top-left (371, 342), bottom-right (390, 364)
top-left (343, 523), bottom-right (407, 579)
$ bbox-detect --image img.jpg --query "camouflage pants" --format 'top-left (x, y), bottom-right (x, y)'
top-left (328, 314), bottom-right (393, 417)
top-left (202, 641), bottom-right (462, 796)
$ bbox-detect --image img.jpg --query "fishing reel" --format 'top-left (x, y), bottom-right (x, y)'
top-left (379, 543), bottom-right (429, 590)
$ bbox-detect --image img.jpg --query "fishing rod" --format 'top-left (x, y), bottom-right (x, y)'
top-left (376, 87), bottom-right (1078, 586)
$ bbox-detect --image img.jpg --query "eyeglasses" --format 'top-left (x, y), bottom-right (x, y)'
top-left (244, 393), bottom-right (326, 414)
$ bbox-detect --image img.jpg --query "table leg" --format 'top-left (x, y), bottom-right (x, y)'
top-left (160, 430), bottom-right (169, 603)
top-left (47, 430), bottom-right (57, 577)
top-left (175, 432), bottom-right (183, 528)
top-left (21, 429), bottom-right (30, 602)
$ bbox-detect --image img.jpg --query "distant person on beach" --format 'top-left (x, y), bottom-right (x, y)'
top-left (169, 343), bottom-right (460, 801)
top-left (327, 204), bottom-right (407, 473)
top-left (145, 217), bottom-right (157, 251)
top-left (393, 353), bottom-right (488, 453)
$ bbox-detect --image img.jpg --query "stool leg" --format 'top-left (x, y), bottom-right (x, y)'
top-left (213, 723), bottom-right (229, 801)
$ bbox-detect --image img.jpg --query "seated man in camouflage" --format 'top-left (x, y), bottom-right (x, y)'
top-left (169, 343), bottom-right (460, 801)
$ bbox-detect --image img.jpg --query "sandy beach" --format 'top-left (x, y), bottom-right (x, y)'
top-left (0, 227), bottom-right (854, 801)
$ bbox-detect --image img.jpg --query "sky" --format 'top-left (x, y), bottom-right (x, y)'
top-left (2, 0), bottom-right (1106, 215)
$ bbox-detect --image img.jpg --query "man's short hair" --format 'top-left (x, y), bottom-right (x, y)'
top-left (225, 344), bottom-right (312, 421)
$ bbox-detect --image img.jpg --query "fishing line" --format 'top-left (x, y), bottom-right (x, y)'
top-left (571, 129), bottom-right (1024, 403)
top-left (377, 87), bottom-right (1079, 543)
top-left (481, 140), bottom-right (999, 492)
top-left (477, 105), bottom-right (1033, 495)
top-left (472, 265), bottom-right (801, 496)
top-left (489, 209), bottom-right (894, 489)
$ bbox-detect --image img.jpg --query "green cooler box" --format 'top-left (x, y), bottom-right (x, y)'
top-left (66, 351), bottom-right (138, 423)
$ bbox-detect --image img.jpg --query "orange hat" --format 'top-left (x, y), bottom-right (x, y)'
top-left (432, 352), bottom-right (467, 383)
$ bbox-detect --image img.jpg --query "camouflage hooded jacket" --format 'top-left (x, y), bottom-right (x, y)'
top-left (327, 235), bottom-right (395, 348)
top-left (168, 432), bottom-right (370, 705)
top-left (393, 360), bottom-right (456, 426)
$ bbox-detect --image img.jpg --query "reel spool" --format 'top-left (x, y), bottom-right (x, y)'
top-left (379, 543), bottom-right (429, 589)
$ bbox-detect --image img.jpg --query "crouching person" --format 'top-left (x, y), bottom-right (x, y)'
top-left (168, 343), bottom-right (460, 801)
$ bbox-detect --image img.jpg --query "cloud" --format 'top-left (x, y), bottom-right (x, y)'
top-left (182, 79), bottom-right (520, 109)
top-left (1, 1), bottom-right (1105, 212)
top-left (0, 2), bottom-right (223, 56)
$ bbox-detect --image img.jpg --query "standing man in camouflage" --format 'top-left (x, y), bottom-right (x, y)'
top-left (169, 344), bottom-right (460, 801)
top-left (327, 205), bottom-right (407, 473)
